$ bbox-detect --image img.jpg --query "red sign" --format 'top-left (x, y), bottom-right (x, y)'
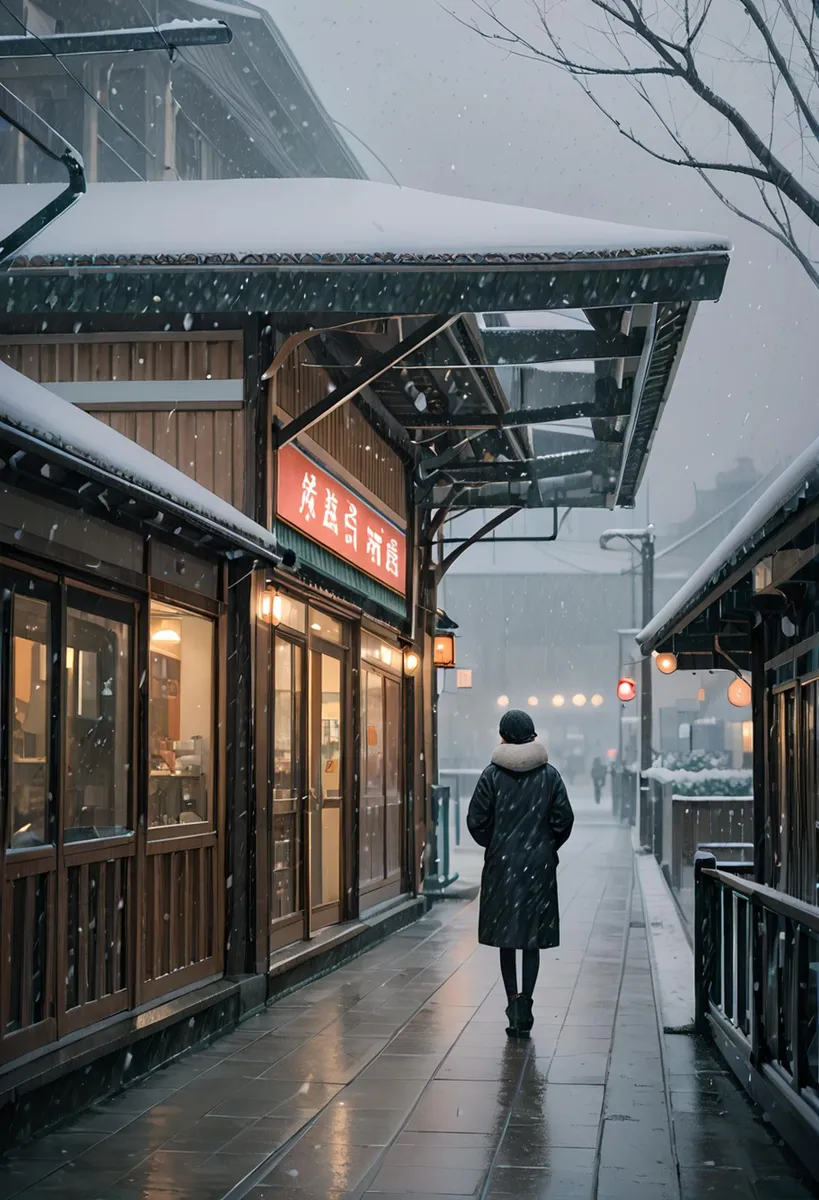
top-left (277, 444), bottom-right (406, 594)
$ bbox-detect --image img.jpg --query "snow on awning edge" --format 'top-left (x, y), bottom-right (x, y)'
top-left (0, 361), bottom-right (280, 564)
top-left (637, 436), bottom-right (819, 654)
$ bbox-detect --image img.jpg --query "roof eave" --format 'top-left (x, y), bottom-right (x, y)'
top-left (0, 420), bottom-right (281, 566)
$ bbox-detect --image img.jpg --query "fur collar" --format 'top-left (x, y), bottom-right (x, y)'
top-left (491, 741), bottom-right (549, 772)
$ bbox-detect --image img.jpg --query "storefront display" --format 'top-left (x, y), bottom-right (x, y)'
top-left (148, 601), bottom-right (214, 830)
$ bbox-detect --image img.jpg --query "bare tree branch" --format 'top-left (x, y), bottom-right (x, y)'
top-left (741, 0), bottom-right (819, 142)
top-left (464, 0), bottom-right (819, 288)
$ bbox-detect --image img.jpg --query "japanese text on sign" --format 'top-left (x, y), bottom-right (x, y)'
top-left (277, 445), bottom-right (406, 594)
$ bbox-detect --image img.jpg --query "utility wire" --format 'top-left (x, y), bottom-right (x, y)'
top-left (0, 0), bottom-right (155, 167)
top-left (332, 118), bottom-right (402, 186)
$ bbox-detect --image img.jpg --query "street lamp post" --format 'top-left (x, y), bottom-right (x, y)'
top-left (601, 527), bottom-right (655, 840)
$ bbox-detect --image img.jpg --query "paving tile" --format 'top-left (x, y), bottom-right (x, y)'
top-left (368, 1162), bottom-right (485, 1195)
top-left (680, 1166), bottom-right (756, 1198)
top-left (256, 1142), bottom-right (383, 1192)
top-left (486, 1164), bottom-right (596, 1198)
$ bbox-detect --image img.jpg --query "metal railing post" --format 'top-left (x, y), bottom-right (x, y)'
top-left (694, 850), bottom-right (717, 1034)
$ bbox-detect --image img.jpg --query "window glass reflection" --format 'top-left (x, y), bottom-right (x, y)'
top-left (148, 601), bottom-right (214, 829)
top-left (65, 608), bottom-right (131, 841)
top-left (11, 595), bottom-right (50, 849)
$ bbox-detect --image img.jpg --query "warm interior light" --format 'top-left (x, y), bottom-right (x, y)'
top-left (617, 677), bottom-right (637, 703)
top-left (272, 593), bottom-right (283, 625)
top-left (311, 622), bottom-right (322, 631)
top-left (433, 634), bottom-right (456, 668)
top-left (497, 694), bottom-right (509, 707)
top-left (380, 645), bottom-right (393, 667)
top-left (260, 593), bottom-right (272, 620)
top-left (404, 650), bottom-right (420, 675)
top-left (697, 686), bottom-right (706, 702)
top-left (151, 621), bottom-right (181, 645)
top-left (607, 747), bottom-right (617, 760)
top-left (66, 646), bottom-right (75, 671)
top-left (572, 693), bottom-right (587, 707)
top-left (727, 676), bottom-right (752, 708)
top-left (527, 696), bottom-right (538, 707)
top-left (656, 652), bottom-right (678, 675)
top-left (591, 694), bottom-right (604, 707)
top-left (552, 694), bottom-right (565, 707)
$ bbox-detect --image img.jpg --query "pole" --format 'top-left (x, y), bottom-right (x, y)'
top-left (640, 535), bottom-right (655, 843)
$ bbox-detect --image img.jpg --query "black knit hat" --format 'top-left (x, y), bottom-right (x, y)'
top-left (499, 708), bottom-right (536, 745)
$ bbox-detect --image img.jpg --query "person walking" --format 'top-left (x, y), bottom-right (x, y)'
top-left (467, 708), bottom-right (574, 1038)
top-left (591, 756), bottom-right (607, 805)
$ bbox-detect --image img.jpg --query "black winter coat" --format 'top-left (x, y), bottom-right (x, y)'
top-left (467, 741), bottom-right (574, 950)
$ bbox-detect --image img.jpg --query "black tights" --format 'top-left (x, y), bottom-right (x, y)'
top-left (499, 948), bottom-right (540, 998)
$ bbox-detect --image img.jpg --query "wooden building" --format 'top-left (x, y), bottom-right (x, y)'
top-left (0, 174), bottom-right (729, 1142)
top-left (637, 443), bottom-right (819, 1182)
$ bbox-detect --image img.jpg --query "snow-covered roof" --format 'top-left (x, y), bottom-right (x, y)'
top-left (0, 362), bottom-right (280, 562)
top-left (3, 178), bottom-right (730, 266)
top-left (638, 436), bottom-right (819, 652)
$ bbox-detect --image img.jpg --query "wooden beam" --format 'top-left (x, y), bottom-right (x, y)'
top-left (479, 327), bottom-right (645, 365)
top-left (275, 314), bottom-right (458, 447)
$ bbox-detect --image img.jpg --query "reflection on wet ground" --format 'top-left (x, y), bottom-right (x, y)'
top-left (1, 815), bottom-right (815, 1199)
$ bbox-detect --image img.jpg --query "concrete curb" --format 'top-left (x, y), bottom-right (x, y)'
top-left (635, 850), bottom-right (695, 1033)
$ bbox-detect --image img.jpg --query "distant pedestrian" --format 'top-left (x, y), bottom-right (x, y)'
top-left (467, 708), bottom-right (574, 1039)
top-left (591, 756), bottom-right (607, 805)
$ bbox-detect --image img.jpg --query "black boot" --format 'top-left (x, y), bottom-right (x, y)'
top-left (505, 995), bottom-right (528, 1038)
top-left (518, 995), bottom-right (534, 1036)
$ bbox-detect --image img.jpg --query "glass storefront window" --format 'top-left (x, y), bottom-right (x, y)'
top-left (364, 670), bottom-right (384, 797)
top-left (361, 631), bottom-right (400, 671)
top-left (10, 595), bottom-right (50, 849)
top-left (272, 636), bottom-right (303, 922)
top-left (275, 594), bottom-right (306, 634)
top-left (148, 601), bottom-right (214, 829)
top-left (65, 607), bottom-right (131, 842)
top-left (360, 663), bottom-right (402, 888)
top-left (309, 608), bottom-right (344, 646)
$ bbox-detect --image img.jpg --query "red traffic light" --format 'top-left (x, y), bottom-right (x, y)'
top-left (616, 677), bottom-right (637, 703)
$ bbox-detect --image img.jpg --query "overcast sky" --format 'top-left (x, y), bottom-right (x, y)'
top-left (267, 0), bottom-right (815, 536)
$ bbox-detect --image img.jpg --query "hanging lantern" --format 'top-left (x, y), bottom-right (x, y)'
top-left (433, 633), bottom-right (456, 668)
top-left (617, 677), bottom-right (637, 703)
top-left (403, 649), bottom-right (420, 675)
top-left (656, 652), bottom-right (678, 675)
top-left (727, 676), bottom-right (752, 708)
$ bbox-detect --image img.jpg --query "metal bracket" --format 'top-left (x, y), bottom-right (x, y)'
top-left (0, 83), bottom-right (86, 266)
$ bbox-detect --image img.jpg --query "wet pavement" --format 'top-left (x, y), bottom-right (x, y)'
top-left (1, 798), bottom-right (816, 1200)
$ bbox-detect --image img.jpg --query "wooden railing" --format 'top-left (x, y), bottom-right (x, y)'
top-left (694, 854), bottom-right (819, 1179)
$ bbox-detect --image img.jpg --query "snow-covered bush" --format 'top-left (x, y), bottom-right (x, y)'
top-left (652, 750), bottom-right (732, 771)
top-left (643, 766), bottom-right (752, 797)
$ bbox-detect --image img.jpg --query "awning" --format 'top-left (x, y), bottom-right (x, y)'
top-left (0, 361), bottom-right (282, 564)
top-left (0, 177), bottom-right (731, 514)
top-left (637, 438), bottom-right (819, 669)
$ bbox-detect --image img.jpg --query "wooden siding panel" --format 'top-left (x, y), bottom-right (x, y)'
top-left (213, 410), bottom-right (233, 504)
top-left (0, 338), bottom-right (243, 384)
top-left (232, 411), bottom-right (245, 510)
top-left (274, 348), bottom-right (406, 519)
top-left (195, 413), bottom-right (215, 495)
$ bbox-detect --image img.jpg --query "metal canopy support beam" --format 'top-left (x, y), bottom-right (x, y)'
top-left (422, 447), bottom-right (607, 483)
top-left (420, 469), bottom-right (598, 509)
top-left (403, 393), bottom-right (632, 430)
top-left (0, 21), bottom-right (233, 58)
top-left (433, 506), bottom-right (520, 585)
top-left (479, 327), bottom-right (645, 365)
top-left (275, 315), bottom-right (459, 447)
